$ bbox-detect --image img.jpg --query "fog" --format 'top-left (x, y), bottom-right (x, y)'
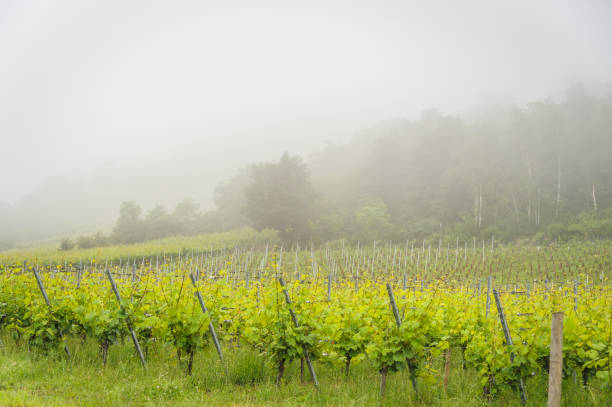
top-left (1, 0), bottom-right (612, 244)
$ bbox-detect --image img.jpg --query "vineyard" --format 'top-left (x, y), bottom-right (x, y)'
top-left (0, 239), bottom-right (610, 406)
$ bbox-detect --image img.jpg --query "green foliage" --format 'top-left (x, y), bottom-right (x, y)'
top-left (112, 201), bottom-right (145, 244)
top-left (172, 199), bottom-right (201, 236)
top-left (1, 335), bottom-right (607, 406)
top-left (237, 86), bottom-right (612, 243)
top-left (69, 197), bottom-right (266, 251)
top-left (0, 241), bottom-right (611, 400)
top-left (59, 238), bottom-right (74, 251)
top-left (354, 201), bottom-right (394, 242)
top-left (11, 228), bottom-right (278, 265)
top-left (75, 231), bottom-right (110, 249)
top-left (241, 282), bottom-right (321, 373)
top-left (16, 302), bottom-right (67, 352)
top-left (244, 152), bottom-right (316, 241)
top-left (541, 208), bottom-right (612, 242)
top-left (144, 204), bottom-right (177, 240)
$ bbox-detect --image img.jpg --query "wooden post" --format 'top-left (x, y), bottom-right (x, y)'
top-left (278, 277), bottom-right (319, 388)
top-left (547, 312), bottom-right (564, 407)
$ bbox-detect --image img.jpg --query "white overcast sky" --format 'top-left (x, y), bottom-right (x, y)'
top-left (1, 0), bottom-right (611, 203)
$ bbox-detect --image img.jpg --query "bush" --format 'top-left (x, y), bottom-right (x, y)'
top-left (541, 208), bottom-right (612, 242)
top-left (59, 238), bottom-right (74, 251)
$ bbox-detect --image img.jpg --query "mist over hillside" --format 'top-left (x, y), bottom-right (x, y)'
top-left (2, 84), bottom-right (611, 249)
top-left (2, 1), bottom-right (612, 249)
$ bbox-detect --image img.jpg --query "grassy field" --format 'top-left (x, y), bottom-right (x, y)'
top-left (0, 228), bottom-right (277, 265)
top-left (0, 334), bottom-right (607, 407)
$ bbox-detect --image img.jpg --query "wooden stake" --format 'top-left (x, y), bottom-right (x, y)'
top-left (547, 312), bottom-right (564, 407)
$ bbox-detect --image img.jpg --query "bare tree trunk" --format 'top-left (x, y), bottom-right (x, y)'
top-left (535, 189), bottom-right (538, 225)
top-left (188, 349), bottom-right (195, 375)
top-left (344, 356), bottom-right (351, 377)
top-left (540, 193), bottom-right (542, 224)
top-left (535, 188), bottom-right (541, 226)
top-left (380, 366), bottom-right (388, 397)
top-left (300, 357), bottom-right (305, 382)
top-left (555, 154), bottom-right (561, 217)
top-left (510, 188), bottom-right (520, 227)
top-left (526, 158), bottom-right (533, 180)
top-left (276, 358), bottom-right (286, 386)
top-left (474, 185), bottom-right (479, 226)
top-left (478, 182), bottom-right (483, 229)
top-left (101, 339), bottom-right (109, 367)
top-left (592, 184), bottom-right (598, 211)
top-left (524, 149), bottom-right (535, 225)
top-left (527, 192), bottom-right (532, 225)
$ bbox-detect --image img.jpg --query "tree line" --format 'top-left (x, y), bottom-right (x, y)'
top-left (60, 199), bottom-right (203, 250)
top-left (207, 85), bottom-right (612, 243)
top-left (62, 84), bottom-right (612, 249)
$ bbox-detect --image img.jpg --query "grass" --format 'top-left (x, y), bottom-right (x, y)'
top-left (0, 334), bottom-right (608, 406)
top-left (0, 227), bottom-right (277, 264)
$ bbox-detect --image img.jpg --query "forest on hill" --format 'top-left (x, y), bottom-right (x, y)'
top-left (55, 85), bottom-right (612, 249)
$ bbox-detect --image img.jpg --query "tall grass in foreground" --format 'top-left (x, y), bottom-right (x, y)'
top-left (0, 332), bottom-right (607, 407)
